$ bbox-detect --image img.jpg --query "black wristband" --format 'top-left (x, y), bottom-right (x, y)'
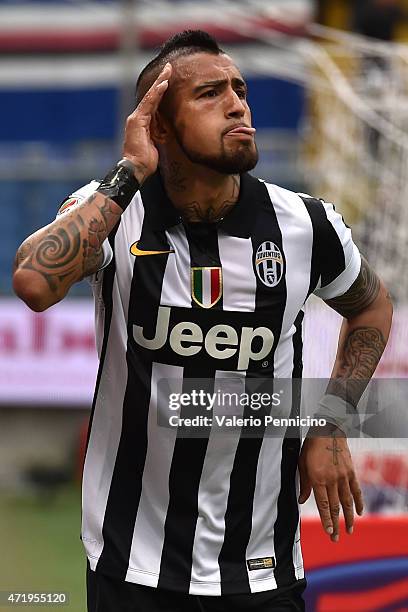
top-left (96, 159), bottom-right (140, 211)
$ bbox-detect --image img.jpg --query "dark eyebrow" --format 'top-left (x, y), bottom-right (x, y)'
top-left (193, 77), bottom-right (247, 94)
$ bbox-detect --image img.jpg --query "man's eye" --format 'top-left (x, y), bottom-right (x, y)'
top-left (201, 90), bottom-right (218, 98)
top-left (236, 89), bottom-right (247, 99)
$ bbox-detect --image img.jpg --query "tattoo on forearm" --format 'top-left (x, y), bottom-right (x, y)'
top-left (326, 257), bottom-right (380, 318)
top-left (17, 194), bottom-right (121, 293)
top-left (327, 326), bottom-right (386, 406)
top-left (338, 327), bottom-right (385, 378)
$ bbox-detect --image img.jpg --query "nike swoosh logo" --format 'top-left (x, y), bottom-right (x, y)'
top-left (130, 241), bottom-right (175, 256)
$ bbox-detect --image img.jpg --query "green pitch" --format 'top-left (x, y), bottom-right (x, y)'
top-left (0, 484), bottom-right (85, 611)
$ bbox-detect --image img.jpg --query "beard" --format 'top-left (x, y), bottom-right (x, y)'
top-left (174, 129), bottom-right (259, 175)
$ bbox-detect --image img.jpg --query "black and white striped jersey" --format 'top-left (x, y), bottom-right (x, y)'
top-left (63, 172), bottom-right (361, 595)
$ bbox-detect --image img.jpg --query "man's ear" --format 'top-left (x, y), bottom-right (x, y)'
top-left (151, 110), bottom-right (170, 145)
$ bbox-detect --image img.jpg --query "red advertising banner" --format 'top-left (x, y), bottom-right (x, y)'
top-left (302, 517), bottom-right (408, 611)
top-left (0, 298), bottom-right (97, 406)
top-left (0, 298), bottom-right (407, 405)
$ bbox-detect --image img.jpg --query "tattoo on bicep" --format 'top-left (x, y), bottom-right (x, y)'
top-left (14, 240), bottom-right (34, 271)
top-left (326, 257), bottom-right (380, 318)
top-left (21, 221), bottom-right (83, 291)
top-left (327, 326), bottom-right (386, 406)
top-left (19, 194), bottom-right (121, 292)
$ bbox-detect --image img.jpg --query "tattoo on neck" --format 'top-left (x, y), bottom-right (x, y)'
top-left (166, 161), bottom-right (187, 193)
top-left (180, 175), bottom-right (240, 223)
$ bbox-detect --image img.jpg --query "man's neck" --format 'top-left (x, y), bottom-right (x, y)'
top-left (160, 160), bottom-right (240, 223)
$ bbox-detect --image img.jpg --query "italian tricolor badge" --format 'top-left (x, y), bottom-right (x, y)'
top-left (191, 267), bottom-right (222, 308)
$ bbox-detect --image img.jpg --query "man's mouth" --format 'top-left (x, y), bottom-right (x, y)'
top-left (224, 125), bottom-right (256, 136)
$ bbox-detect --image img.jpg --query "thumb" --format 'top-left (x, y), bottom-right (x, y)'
top-left (298, 466), bottom-right (312, 504)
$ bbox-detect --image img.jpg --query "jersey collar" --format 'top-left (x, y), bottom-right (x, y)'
top-left (140, 170), bottom-right (265, 238)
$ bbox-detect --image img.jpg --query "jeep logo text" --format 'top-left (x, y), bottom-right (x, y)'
top-left (133, 307), bottom-right (274, 371)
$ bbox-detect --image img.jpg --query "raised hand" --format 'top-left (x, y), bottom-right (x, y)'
top-left (123, 63), bottom-right (172, 184)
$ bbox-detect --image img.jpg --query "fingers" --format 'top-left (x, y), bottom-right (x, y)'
top-left (314, 484), bottom-right (334, 537)
top-left (327, 484), bottom-right (340, 542)
top-left (138, 63), bottom-right (172, 115)
top-left (338, 478), bottom-right (354, 535)
top-left (315, 484), bottom-right (342, 542)
top-left (298, 486), bottom-right (312, 504)
top-left (298, 464), bottom-right (312, 504)
top-left (350, 473), bottom-right (364, 516)
top-left (316, 475), bottom-right (363, 542)
top-left (302, 437), bottom-right (364, 542)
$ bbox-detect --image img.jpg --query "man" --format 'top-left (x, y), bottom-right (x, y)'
top-left (13, 30), bottom-right (392, 612)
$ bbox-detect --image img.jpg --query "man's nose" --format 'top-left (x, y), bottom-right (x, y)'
top-left (225, 89), bottom-right (246, 118)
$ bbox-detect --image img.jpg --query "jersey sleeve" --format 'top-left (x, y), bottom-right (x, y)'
top-left (301, 196), bottom-right (361, 300)
top-left (56, 181), bottom-right (113, 275)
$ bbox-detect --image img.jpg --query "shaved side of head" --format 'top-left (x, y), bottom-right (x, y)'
top-left (135, 30), bottom-right (224, 105)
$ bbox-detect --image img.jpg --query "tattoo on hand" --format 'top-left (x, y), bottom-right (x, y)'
top-left (326, 434), bottom-right (343, 466)
top-left (326, 257), bottom-right (380, 318)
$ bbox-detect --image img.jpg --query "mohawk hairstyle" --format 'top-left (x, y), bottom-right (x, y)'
top-left (136, 30), bottom-right (224, 104)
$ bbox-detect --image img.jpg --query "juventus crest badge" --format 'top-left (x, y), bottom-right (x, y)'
top-left (255, 242), bottom-right (284, 288)
top-left (191, 267), bottom-right (222, 308)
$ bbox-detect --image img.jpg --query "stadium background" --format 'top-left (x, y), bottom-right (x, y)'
top-left (0, 1), bottom-right (407, 610)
